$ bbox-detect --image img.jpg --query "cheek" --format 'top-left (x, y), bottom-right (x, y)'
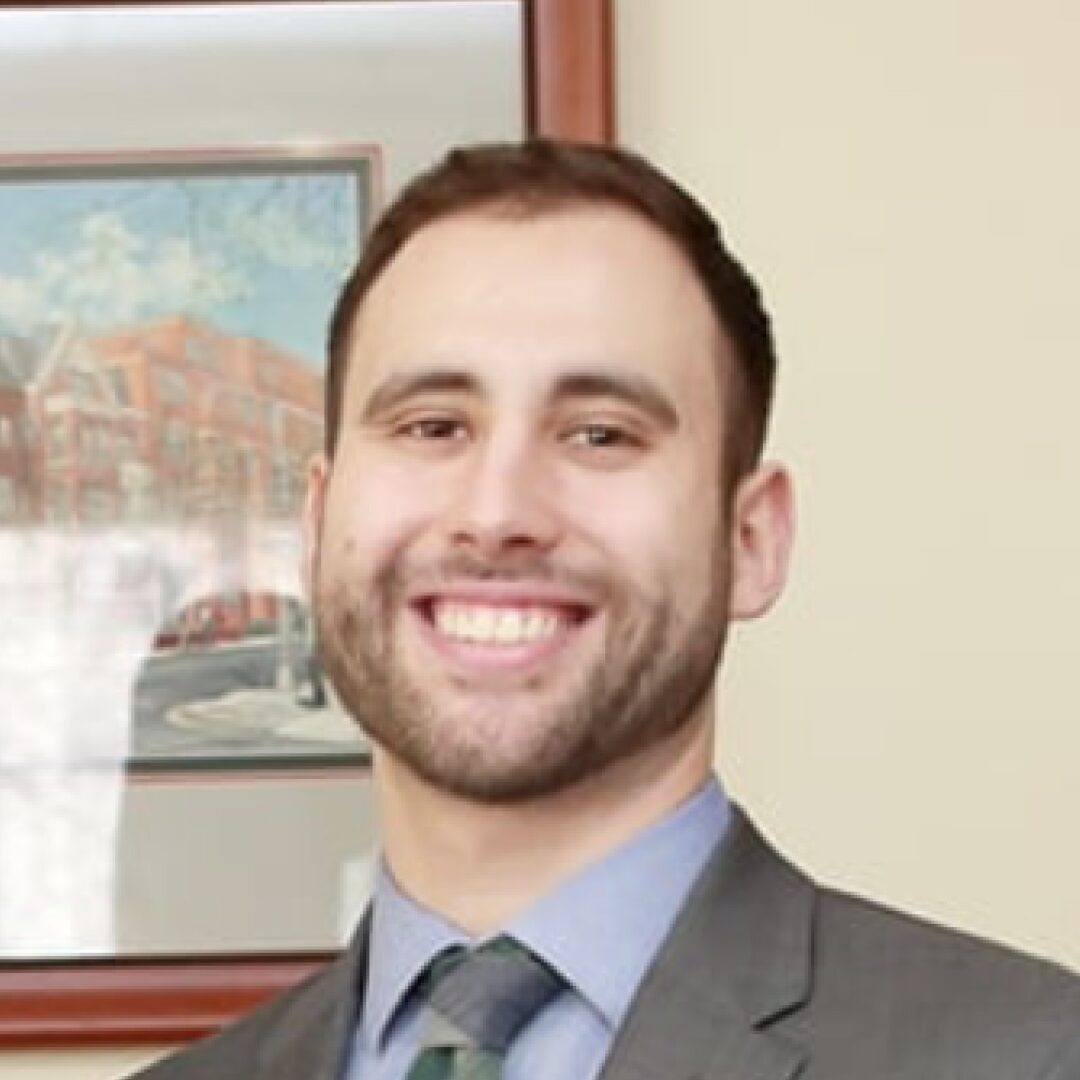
top-left (561, 469), bottom-right (719, 591)
top-left (322, 462), bottom-right (435, 570)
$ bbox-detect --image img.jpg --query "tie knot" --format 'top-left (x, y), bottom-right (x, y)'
top-left (419, 936), bottom-right (563, 1054)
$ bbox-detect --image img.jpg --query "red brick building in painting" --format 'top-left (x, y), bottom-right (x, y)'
top-left (0, 336), bottom-right (41, 523)
top-left (94, 314), bottom-right (324, 522)
top-left (0, 315), bottom-right (325, 527)
top-left (0, 381), bottom-right (29, 523)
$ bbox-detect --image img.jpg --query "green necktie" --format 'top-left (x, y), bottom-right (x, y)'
top-left (404, 936), bottom-right (563, 1080)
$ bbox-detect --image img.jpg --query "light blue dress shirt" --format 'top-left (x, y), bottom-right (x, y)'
top-left (344, 777), bottom-right (730, 1080)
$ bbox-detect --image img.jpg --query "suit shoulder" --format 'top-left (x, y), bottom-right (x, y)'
top-left (817, 882), bottom-right (1079, 992)
top-left (810, 883), bottom-right (1080, 1061)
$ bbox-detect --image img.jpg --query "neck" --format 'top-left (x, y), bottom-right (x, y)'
top-left (374, 704), bottom-right (716, 936)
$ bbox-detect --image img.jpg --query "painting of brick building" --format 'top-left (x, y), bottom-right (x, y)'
top-left (0, 151), bottom-right (375, 769)
top-left (0, 151), bottom-right (374, 529)
top-left (0, 314), bottom-right (325, 527)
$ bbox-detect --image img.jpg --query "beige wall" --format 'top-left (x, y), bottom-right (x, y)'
top-left (618, 0), bottom-right (1079, 970)
top-left (0, 1049), bottom-right (170, 1079)
top-left (7, 0), bottom-right (1078, 1075)
top-left (0, 1049), bottom-right (169, 1075)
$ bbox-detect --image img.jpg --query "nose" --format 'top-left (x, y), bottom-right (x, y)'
top-left (443, 430), bottom-right (561, 558)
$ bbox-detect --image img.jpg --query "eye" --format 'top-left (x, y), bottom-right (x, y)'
top-left (398, 416), bottom-right (467, 441)
top-left (564, 423), bottom-right (638, 449)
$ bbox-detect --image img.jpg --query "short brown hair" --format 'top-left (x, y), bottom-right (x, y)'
top-left (325, 139), bottom-right (777, 482)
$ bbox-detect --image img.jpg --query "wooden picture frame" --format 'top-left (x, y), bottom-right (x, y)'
top-left (0, 0), bottom-right (613, 1047)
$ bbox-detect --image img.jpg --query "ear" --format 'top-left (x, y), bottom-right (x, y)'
top-left (728, 462), bottom-right (796, 622)
top-left (301, 454), bottom-right (331, 601)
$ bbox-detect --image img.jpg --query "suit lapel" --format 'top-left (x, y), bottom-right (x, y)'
top-left (598, 808), bottom-right (814, 1080)
top-left (257, 911), bottom-right (371, 1080)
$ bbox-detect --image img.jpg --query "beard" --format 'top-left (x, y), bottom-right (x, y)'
top-left (315, 540), bottom-right (731, 804)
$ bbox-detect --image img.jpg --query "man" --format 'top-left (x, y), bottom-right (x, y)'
top-left (133, 141), bottom-right (1080, 1080)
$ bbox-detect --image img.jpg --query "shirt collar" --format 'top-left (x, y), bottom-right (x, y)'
top-left (362, 861), bottom-right (467, 1054)
top-left (506, 777), bottom-right (729, 1029)
top-left (362, 776), bottom-right (729, 1048)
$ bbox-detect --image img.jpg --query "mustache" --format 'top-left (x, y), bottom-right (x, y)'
top-left (380, 549), bottom-right (611, 597)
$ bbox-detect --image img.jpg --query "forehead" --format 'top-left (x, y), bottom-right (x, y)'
top-left (346, 206), bottom-right (726, 410)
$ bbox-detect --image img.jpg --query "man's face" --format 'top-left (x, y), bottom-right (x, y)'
top-left (306, 207), bottom-right (772, 803)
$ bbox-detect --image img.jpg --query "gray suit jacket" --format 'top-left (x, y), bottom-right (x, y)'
top-left (129, 808), bottom-right (1080, 1079)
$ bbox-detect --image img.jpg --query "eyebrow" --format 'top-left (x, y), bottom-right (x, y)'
top-left (357, 366), bottom-right (680, 432)
top-left (551, 372), bottom-right (679, 431)
top-left (358, 370), bottom-right (482, 423)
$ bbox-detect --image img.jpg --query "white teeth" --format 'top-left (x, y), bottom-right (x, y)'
top-left (433, 603), bottom-right (562, 645)
top-left (495, 609), bottom-right (522, 643)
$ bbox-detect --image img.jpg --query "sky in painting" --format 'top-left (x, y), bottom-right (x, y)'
top-left (0, 162), bottom-right (367, 367)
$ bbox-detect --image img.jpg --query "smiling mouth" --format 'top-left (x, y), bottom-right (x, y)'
top-left (415, 598), bottom-right (593, 651)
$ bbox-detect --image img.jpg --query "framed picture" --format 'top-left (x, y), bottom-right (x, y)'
top-left (1, 147), bottom-right (377, 776)
top-left (0, 0), bottom-right (613, 1047)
